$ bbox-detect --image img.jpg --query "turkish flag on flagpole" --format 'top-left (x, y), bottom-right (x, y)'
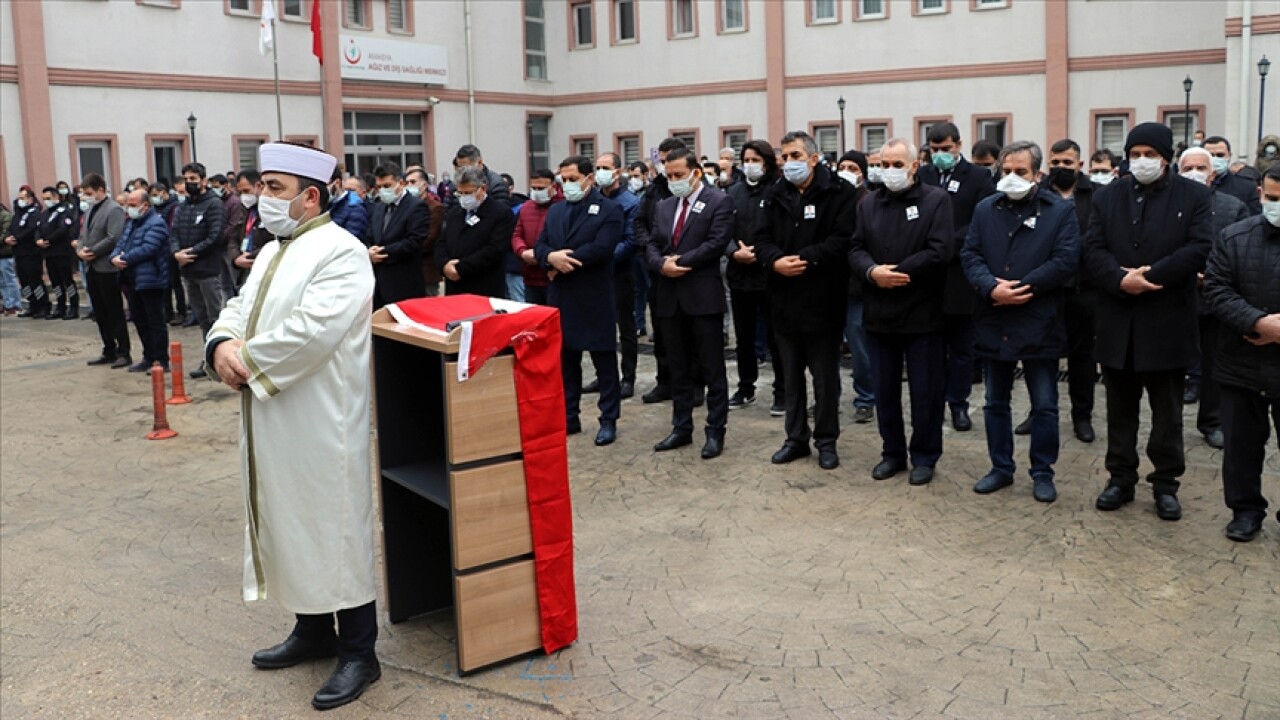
top-left (310, 0), bottom-right (323, 64)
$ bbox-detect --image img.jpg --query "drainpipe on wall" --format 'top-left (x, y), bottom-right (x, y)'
top-left (1239, 0), bottom-right (1253, 159)
top-left (464, 0), bottom-right (476, 144)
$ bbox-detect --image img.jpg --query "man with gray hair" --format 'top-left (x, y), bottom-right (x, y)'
top-left (436, 164), bottom-right (515, 298)
top-left (962, 141), bottom-right (1080, 502)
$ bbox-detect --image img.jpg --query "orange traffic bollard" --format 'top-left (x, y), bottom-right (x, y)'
top-left (146, 364), bottom-right (179, 440)
top-left (167, 341), bottom-right (192, 405)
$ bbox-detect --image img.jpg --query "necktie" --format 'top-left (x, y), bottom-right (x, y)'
top-left (382, 201), bottom-right (395, 232)
top-left (672, 198), bottom-right (689, 248)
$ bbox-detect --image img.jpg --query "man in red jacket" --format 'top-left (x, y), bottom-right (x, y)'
top-left (511, 169), bottom-right (561, 305)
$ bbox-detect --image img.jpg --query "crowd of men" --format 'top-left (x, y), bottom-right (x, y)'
top-left (4, 124), bottom-right (1279, 544)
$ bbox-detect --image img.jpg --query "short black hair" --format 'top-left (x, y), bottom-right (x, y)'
top-left (558, 155), bottom-right (594, 175)
top-left (237, 169), bottom-right (261, 185)
top-left (627, 161), bottom-right (649, 174)
top-left (741, 139), bottom-right (778, 179)
top-left (455, 144), bottom-right (483, 162)
top-left (181, 162), bottom-right (207, 179)
top-left (657, 137), bottom-right (688, 154)
top-left (81, 173), bottom-right (107, 191)
top-left (971, 139), bottom-right (1001, 160)
top-left (41, 186), bottom-right (57, 196)
top-left (664, 147), bottom-right (698, 174)
top-left (152, 180), bottom-right (170, 192)
top-left (1204, 136), bottom-right (1232, 153)
top-left (373, 162), bottom-right (402, 180)
top-left (926, 122), bottom-right (961, 145)
top-left (597, 152), bottom-right (623, 170)
top-left (531, 168), bottom-right (556, 181)
top-left (209, 174), bottom-right (228, 185)
top-left (1264, 163), bottom-right (1280, 183)
top-left (500, 173), bottom-right (516, 187)
top-left (1050, 139), bottom-right (1081, 156)
top-left (404, 168), bottom-right (428, 183)
top-left (1090, 148), bottom-right (1118, 166)
top-left (132, 177), bottom-right (151, 191)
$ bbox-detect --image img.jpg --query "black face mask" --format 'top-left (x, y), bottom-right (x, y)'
top-left (1048, 167), bottom-right (1077, 190)
top-left (185, 181), bottom-right (202, 197)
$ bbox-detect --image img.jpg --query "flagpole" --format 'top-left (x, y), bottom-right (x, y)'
top-left (272, 17), bottom-right (283, 141)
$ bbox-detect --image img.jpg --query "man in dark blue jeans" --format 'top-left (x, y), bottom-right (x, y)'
top-left (961, 141), bottom-right (1080, 502)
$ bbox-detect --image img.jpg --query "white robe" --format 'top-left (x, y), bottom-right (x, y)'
top-left (207, 213), bottom-right (377, 614)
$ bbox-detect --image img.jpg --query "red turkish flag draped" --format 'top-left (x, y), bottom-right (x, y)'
top-left (386, 295), bottom-right (578, 654)
top-left (310, 0), bottom-right (323, 64)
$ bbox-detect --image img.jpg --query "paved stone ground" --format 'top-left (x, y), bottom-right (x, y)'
top-left (2, 313), bottom-right (1277, 719)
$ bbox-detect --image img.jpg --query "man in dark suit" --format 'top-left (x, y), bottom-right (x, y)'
top-left (437, 166), bottom-right (515, 299)
top-left (1084, 123), bottom-right (1213, 521)
top-left (364, 162), bottom-right (429, 309)
top-left (1203, 136), bottom-right (1263, 215)
top-left (917, 122), bottom-right (997, 432)
top-left (645, 147), bottom-right (735, 460)
top-left (534, 156), bottom-right (624, 446)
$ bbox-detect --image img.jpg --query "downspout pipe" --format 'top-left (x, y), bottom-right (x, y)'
top-left (464, 0), bottom-right (476, 144)
top-left (1240, 0), bottom-right (1253, 159)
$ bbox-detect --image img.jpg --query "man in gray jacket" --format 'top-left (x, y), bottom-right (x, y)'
top-left (75, 173), bottom-right (130, 367)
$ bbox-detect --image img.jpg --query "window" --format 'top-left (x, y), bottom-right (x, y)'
top-left (77, 142), bottom-right (110, 182)
top-left (138, 0), bottom-right (179, 7)
top-left (527, 116), bottom-right (551, 179)
top-left (525, 0), bottom-right (547, 80)
top-left (615, 0), bottom-right (636, 42)
top-left (672, 0), bottom-right (696, 37)
top-left (670, 130), bottom-right (698, 156)
top-left (572, 2), bottom-right (594, 48)
top-left (153, 142), bottom-right (182, 183)
top-left (388, 0), bottom-right (408, 32)
top-left (340, 112), bottom-right (423, 177)
top-left (282, 0), bottom-right (304, 19)
top-left (977, 117), bottom-right (1007, 147)
top-left (1163, 110), bottom-right (1200, 146)
top-left (919, 122), bottom-right (935, 148)
top-left (227, 0), bottom-right (251, 12)
top-left (1096, 115), bottom-right (1129, 155)
top-left (857, 0), bottom-right (886, 18)
top-left (811, 0), bottom-right (837, 23)
top-left (344, 0), bottom-right (368, 28)
top-left (237, 139), bottom-right (266, 172)
top-left (572, 137), bottom-right (597, 158)
top-left (720, 0), bottom-right (745, 31)
top-left (916, 0), bottom-right (946, 14)
top-left (722, 129), bottom-right (747, 158)
top-left (617, 135), bottom-right (642, 165)
top-left (974, 0), bottom-right (1008, 8)
top-left (813, 126), bottom-right (840, 163)
top-left (860, 124), bottom-right (889, 153)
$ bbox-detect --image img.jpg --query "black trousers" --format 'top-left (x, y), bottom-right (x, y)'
top-left (563, 348), bottom-right (620, 423)
top-left (868, 331), bottom-right (946, 467)
top-left (294, 600), bottom-right (377, 662)
top-left (166, 256), bottom-right (187, 318)
top-left (86, 268), bottom-right (130, 358)
top-left (126, 287), bottom-right (169, 367)
top-left (614, 270), bottom-right (637, 384)
top-left (1220, 384), bottom-right (1279, 519)
top-left (45, 254), bottom-right (76, 314)
top-left (15, 254), bottom-right (49, 312)
top-left (647, 272), bottom-right (669, 386)
top-left (1101, 366), bottom-right (1185, 495)
top-left (659, 311), bottom-right (728, 435)
top-left (730, 288), bottom-right (783, 401)
top-left (943, 314), bottom-right (975, 411)
top-left (775, 328), bottom-right (842, 451)
top-left (524, 284), bottom-right (548, 306)
top-left (1064, 287), bottom-right (1097, 422)
top-left (1196, 315), bottom-right (1221, 434)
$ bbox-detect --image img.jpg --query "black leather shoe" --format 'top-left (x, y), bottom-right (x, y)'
top-left (189, 364), bottom-right (207, 379)
top-left (1074, 420), bottom-right (1095, 443)
top-left (908, 466), bottom-right (934, 485)
top-left (642, 385), bottom-right (671, 404)
top-left (654, 431), bottom-right (692, 452)
top-left (63, 310), bottom-right (79, 320)
top-left (1095, 484), bottom-right (1135, 511)
top-left (251, 634), bottom-right (338, 669)
top-left (853, 406), bottom-right (874, 424)
top-left (1032, 476), bottom-right (1058, 503)
top-left (594, 422), bottom-right (616, 446)
top-left (951, 407), bottom-right (972, 432)
top-left (771, 443), bottom-right (811, 464)
top-left (818, 449), bottom-right (839, 470)
top-left (312, 657), bottom-right (381, 710)
top-left (1155, 494), bottom-right (1182, 521)
top-left (110, 355), bottom-right (133, 369)
top-left (701, 433), bottom-right (724, 459)
top-left (1014, 416), bottom-right (1032, 436)
top-left (87, 355), bottom-right (115, 366)
top-left (1203, 429), bottom-right (1225, 449)
top-left (1182, 382), bottom-right (1200, 405)
top-left (582, 379), bottom-right (600, 393)
top-left (872, 459), bottom-right (906, 480)
top-left (1225, 514), bottom-right (1263, 542)
top-left (973, 472), bottom-right (1013, 494)
top-left (127, 361), bottom-right (151, 373)
top-left (619, 381), bottom-right (634, 399)
top-left (566, 417), bottom-right (582, 435)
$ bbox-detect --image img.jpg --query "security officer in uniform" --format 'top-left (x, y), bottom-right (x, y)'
top-left (38, 186), bottom-right (79, 319)
top-left (4, 187), bottom-right (48, 318)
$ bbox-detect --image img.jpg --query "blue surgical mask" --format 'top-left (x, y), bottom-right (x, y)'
top-left (1263, 201), bottom-right (1280, 227)
top-left (668, 178), bottom-right (694, 198)
top-left (1211, 156), bottom-right (1230, 175)
top-left (562, 181), bottom-right (586, 203)
top-left (782, 160), bottom-right (812, 185)
top-left (378, 187), bottom-right (399, 204)
top-left (458, 193), bottom-right (480, 212)
top-left (529, 188), bottom-right (551, 204)
top-left (594, 169), bottom-right (616, 188)
top-left (931, 152), bottom-right (956, 172)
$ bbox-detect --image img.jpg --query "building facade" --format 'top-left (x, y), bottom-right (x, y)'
top-left (3, 0), bottom-right (1279, 201)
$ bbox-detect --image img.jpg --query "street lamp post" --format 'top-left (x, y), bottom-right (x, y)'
top-left (1259, 56), bottom-right (1271, 147)
top-left (1182, 76), bottom-right (1193, 148)
top-left (837, 96), bottom-right (847, 152)
top-left (187, 112), bottom-right (198, 165)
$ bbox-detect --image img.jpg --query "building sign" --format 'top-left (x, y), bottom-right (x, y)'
top-left (339, 35), bottom-right (448, 85)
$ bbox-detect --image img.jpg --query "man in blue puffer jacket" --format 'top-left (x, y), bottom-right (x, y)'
top-left (327, 166), bottom-right (369, 239)
top-left (112, 189), bottom-right (172, 371)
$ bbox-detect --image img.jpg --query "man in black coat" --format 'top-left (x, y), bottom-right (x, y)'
top-left (4, 187), bottom-right (47, 318)
top-left (436, 165), bottom-right (515, 299)
top-left (365, 162), bottom-right (429, 308)
top-left (646, 148), bottom-right (735, 460)
top-left (918, 122), bottom-right (996, 433)
top-left (38, 186), bottom-right (79, 319)
top-left (1203, 164), bottom-right (1280, 542)
top-left (755, 131), bottom-right (857, 471)
top-left (1083, 123), bottom-right (1213, 521)
top-left (635, 137), bottom-right (687, 404)
top-left (849, 138), bottom-right (954, 485)
top-left (1203, 136), bottom-right (1263, 215)
top-left (172, 162), bottom-right (227, 376)
top-left (534, 156), bottom-right (624, 447)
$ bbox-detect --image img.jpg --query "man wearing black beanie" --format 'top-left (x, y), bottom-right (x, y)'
top-left (1082, 122), bottom-right (1214, 521)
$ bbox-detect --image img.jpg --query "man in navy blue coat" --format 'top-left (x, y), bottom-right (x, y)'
top-left (961, 141), bottom-right (1080, 503)
top-left (535, 156), bottom-right (624, 447)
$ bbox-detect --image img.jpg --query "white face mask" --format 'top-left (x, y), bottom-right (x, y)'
top-left (126, 206), bottom-right (144, 220)
top-left (529, 188), bottom-right (551, 204)
top-left (1130, 157), bottom-right (1165, 185)
top-left (867, 166), bottom-right (884, 184)
top-left (996, 172), bottom-right (1036, 200)
top-left (43, 199), bottom-right (57, 209)
top-left (258, 191), bottom-right (304, 237)
top-left (1263, 201), bottom-right (1280, 227)
top-left (405, 185), bottom-right (422, 197)
top-left (594, 169), bottom-right (616, 188)
top-left (1211, 156), bottom-right (1230, 175)
top-left (1180, 169), bottom-right (1210, 186)
top-left (239, 193), bottom-right (258, 208)
top-left (880, 167), bottom-right (911, 193)
top-left (837, 170), bottom-right (861, 188)
top-left (378, 186), bottom-right (400, 204)
top-left (1089, 172), bottom-right (1114, 186)
top-left (742, 162), bottom-right (765, 182)
top-left (656, 162), bottom-right (666, 177)
top-left (628, 177), bottom-right (645, 193)
top-left (458, 193), bottom-right (481, 211)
